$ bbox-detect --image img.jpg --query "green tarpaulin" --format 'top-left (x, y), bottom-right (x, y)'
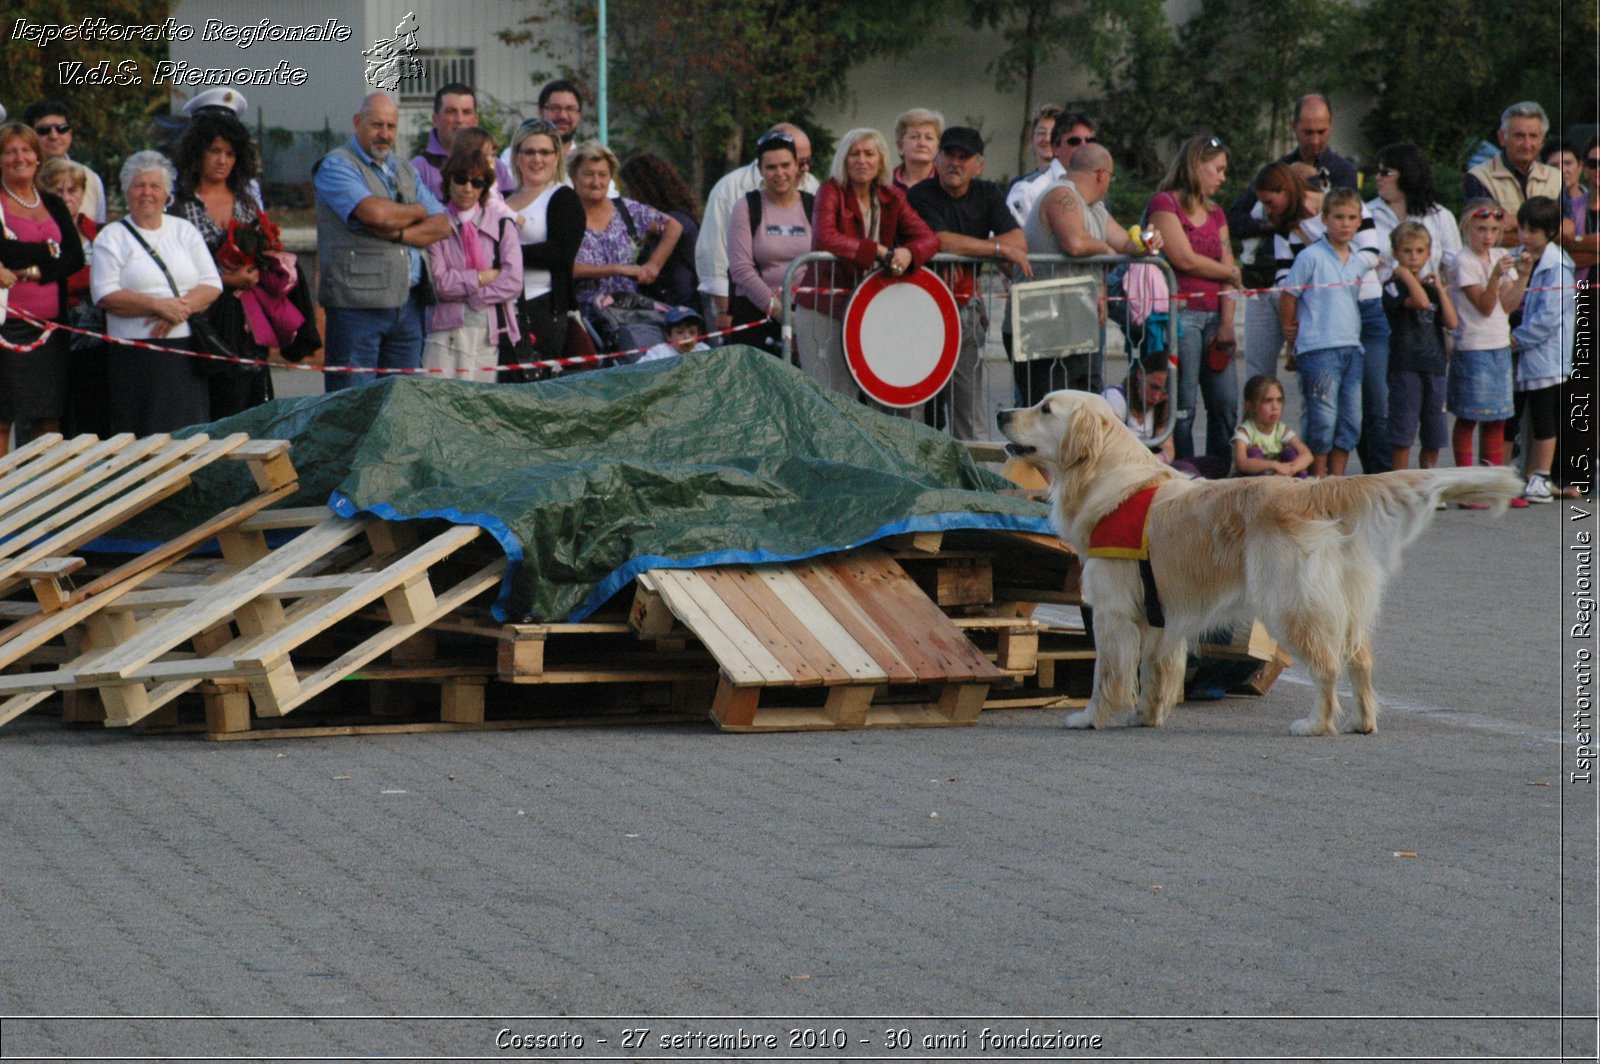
top-left (121, 347), bottom-right (1053, 621)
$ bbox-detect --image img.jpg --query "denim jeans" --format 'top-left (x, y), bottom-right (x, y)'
top-left (1296, 345), bottom-right (1364, 454)
top-left (323, 300), bottom-right (427, 393)
top-left (1355, 297), bottom-right (1392, 473)
top-left (1242, 289), bottom-right (1285, 383)
top-left (1173, 308), bottom-right (1239, 461)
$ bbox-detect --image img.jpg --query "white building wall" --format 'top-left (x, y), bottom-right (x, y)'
top-left (169, 0), bottom-right (370, 134)
top-left (170, 0), bottom-right (575, 138)
top-left (810, 24), bottom-right (1100, 184)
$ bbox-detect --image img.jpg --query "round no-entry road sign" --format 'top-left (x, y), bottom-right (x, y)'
top-left (841, 267), bottom-right (960, 408)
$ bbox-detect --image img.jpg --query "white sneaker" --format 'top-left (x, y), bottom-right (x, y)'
top-left (1524, 474), bottom-right (1555, 504)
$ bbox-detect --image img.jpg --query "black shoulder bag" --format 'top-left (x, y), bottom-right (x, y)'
top-left (118, 218), bottom-right (237, 376)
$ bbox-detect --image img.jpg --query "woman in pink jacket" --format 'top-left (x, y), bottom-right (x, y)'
top-left (423, 145), bottom-right (524, 382)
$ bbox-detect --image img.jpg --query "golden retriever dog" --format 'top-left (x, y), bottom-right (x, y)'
top-left (997, 390), bottom-right (1520, 736)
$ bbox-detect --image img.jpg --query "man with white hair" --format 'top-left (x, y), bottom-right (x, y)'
top-left (1464, 101), bottom-right (1566, 247)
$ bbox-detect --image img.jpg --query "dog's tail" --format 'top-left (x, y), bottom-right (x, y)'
top-left (1310, 466), bottom-right (1520, 573)
top-left (1427, 466), bottom-right (1524, 510)
top-left (1358, 466), bottom-right (1523, 565)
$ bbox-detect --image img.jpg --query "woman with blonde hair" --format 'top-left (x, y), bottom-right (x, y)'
top-left (504, 118), bottom-right (582, 368)
top-left (891, 108), bottom-right (944, 191)
top-left (1147, 135), bottom-right (1241, 463)
top-left (796, 127), bottom-right (938, 397)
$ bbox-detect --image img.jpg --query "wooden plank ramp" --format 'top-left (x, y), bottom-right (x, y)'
top-left (638, 550), bottom-right (1003, 732)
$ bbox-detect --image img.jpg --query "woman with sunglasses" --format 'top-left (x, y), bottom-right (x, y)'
top-left (1368, 144), bottom-right (1461, 284)
top-left (422, 144), bottom-right (523, 382)
top-left (1148, 135), bottom-right (1240, 464)
top-left (505, 119), bottom-right (583, 370)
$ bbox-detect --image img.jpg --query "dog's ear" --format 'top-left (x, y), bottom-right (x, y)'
top-left (1057, 403), bottom-right (1110, 470)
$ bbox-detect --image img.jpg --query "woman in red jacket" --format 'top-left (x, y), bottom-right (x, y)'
top-left (795, 127), bottom-right (938, 400)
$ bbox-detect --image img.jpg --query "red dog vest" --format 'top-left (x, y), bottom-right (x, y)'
top-left (1087, 484), bottom-right (1165, 627)
top-left (1088, 484), bottom-right (1160, 560)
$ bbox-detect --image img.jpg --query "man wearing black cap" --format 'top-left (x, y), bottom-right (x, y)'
top-left (906, 126), bottom-right (1031, 441)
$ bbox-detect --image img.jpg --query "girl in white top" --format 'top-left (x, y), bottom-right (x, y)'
top-left (1445, 199), bottom-right (1533, 475)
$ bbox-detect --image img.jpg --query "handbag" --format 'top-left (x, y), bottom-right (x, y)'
top-left (482, 217), bottom-right (538, 381)
top-left (118, 219), bottom-right (239, 375)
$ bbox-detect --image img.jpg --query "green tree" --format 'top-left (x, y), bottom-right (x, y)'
top-left (966, 0), bottom-right (1168, 176)
top-left (1090, 0), bottom-right (1355, 188)
top-left (1354, 0), bottom-right (1599, 171)
top-left (503, 0), bottom-right (937, 196)
top-left (0, 1), bottom-right (173, 208)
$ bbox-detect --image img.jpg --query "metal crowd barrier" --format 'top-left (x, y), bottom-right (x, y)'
top-left (776, 251), bottom-right (1181, 448)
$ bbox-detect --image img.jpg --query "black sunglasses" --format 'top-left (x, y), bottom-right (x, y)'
top-left (1062, 134), bottom-right (1097, 147)
top-left (1587, 156), bottom-right (1600, 168)
top-left (450, 174), bottom-right (490, 189)
top-left (33, 123), bottom-right (70, 136)
top-left (756, 131), bottom-right (796, 151)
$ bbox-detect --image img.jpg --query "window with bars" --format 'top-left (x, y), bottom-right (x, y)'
top-left (398, 49), bottom-right (477, 102)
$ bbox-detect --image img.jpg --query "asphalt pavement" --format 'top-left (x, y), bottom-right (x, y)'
top-left (0, 463), bottom-right (1595, 1062)
top-left (3, 336), bottom-right (1597, 1061)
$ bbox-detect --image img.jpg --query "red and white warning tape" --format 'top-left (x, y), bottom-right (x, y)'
top-left (0, 307), bottom-right (776, 376)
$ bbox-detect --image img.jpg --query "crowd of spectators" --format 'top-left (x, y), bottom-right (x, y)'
top-left (0, 81), bottom-right (1590, 498)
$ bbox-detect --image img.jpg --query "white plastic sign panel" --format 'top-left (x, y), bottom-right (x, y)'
top-left (841, 267), bottom-right (960, 408)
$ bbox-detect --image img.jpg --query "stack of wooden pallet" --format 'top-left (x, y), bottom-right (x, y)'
top-left (0, 432), bottom-right (1154, 740)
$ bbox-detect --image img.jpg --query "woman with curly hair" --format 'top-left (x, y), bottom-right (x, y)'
top-left (170, 110), bottom-right (273, 416)
top-left (618, 152), bottom-right (700, 307)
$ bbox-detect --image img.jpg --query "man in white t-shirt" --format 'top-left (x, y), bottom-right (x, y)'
top-left (1006, 111), bottom-right (1097, 227)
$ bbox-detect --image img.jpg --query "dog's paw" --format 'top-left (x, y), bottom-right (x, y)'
top-left (1064, 708), bottom-right (1098, 729)
top-left (1289, 716), bottom-right (1335, 736)
top-left (1136, 706), bottom-right (1169, 728)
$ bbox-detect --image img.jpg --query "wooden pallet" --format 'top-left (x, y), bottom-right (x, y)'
top-left (635, 550), bottom-right (1004, 731)
top-left (0, 434), bottom-right (300, 727)
top-left (0, 510), bottom-right (504, 731)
